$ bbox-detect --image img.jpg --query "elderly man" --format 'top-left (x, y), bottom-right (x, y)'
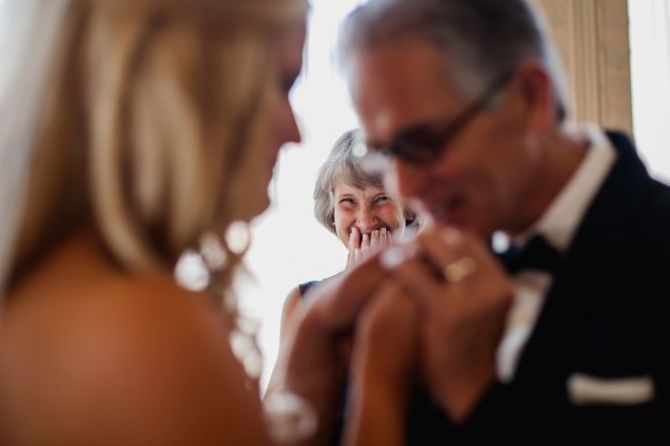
top-left (332, 0), bottom-right (668, 441)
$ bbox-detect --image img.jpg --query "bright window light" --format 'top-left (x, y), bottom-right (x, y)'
top-left (629, 0), bottom-right (670, 181)
top-left (238, 0), bottom-right (364, 390)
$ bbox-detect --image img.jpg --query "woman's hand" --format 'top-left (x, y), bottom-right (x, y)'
top-left (346, 227), bottom-right (393, 270)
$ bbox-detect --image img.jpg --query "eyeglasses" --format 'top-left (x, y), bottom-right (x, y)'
top-left (361, 71), bottom-right (513, 168)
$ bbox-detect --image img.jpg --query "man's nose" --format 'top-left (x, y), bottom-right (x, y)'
top-left (393, 159), bottom-right (429, 199)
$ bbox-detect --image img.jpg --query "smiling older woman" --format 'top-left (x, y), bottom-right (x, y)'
top-left (268, 130), bottom-right (421, 406)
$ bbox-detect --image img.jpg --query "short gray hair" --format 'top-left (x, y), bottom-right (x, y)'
top-left (338, 0), bottom-right (569, 121)
top-left (314, 129), bottom-right (418, 234)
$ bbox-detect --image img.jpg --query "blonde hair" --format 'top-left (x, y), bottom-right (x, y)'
top-left (9, 0), bottom-right (307, 289)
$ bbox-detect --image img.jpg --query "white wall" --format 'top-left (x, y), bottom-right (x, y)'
top-left (629, 0), bottom-right (670, 181)
top-left (238, 0), bottom-right (364, 390)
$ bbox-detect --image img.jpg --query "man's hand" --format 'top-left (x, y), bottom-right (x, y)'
top-left (381, 226), bottom-right (513, 422)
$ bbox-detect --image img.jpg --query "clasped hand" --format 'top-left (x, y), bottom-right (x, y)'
top-left (275, 226), bottom-right (513, 444)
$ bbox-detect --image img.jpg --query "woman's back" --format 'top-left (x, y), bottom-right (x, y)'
top-left (0, 232), bottom-right (270, 444)
top-left (0, 0), bottom-right (311, 442)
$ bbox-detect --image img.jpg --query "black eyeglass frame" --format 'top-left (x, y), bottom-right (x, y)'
top-left (368, 71), bottom-right (514, 166)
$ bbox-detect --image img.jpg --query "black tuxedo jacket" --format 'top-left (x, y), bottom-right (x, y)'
top-left (406, 131), bottom-right (670, 443)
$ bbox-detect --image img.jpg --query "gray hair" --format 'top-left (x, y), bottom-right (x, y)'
top-left (314, 129), bottom-right (418, 234)
top-left (338, 0), bottom-right (569, 121)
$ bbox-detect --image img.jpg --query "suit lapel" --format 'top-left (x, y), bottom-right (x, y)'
top-left (514, 132), bottom-right (657, 381)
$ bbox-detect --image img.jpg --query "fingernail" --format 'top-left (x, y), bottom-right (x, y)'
top-left (380, 246), bottom-right (405, 269)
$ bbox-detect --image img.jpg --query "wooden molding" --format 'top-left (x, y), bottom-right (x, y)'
top-left (537, 0), bottom-right (632, 134)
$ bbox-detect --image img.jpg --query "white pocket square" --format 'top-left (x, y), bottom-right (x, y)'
top-left (567, 373), bottom-right (655, 405)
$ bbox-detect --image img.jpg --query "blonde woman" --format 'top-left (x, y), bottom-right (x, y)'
top-left (0, 0), bottom-right (387, 444)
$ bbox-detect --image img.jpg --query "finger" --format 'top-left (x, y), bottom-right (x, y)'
top-left (370, 230), bottom-right (380, 249)
top-left (379, 246), bottom-right (444, 308)
top-left (346, 249), bottom-right (355, 269)
top-left (349, 227), bottom-right (361, 251)
top-left (381, 227), bottom-right (392, 247)
top-left (427, 227), bottom-right (508, 285)
top-left (306, 253), bottom-right (388, 331)
top-left (346, 228), bottom-right (361, 269)
top-left (457, 229), bottom-right (509, 274)
top-left (415, 228), bottom-right (513, 313)
top-left (361, 232), bottom-right (370, 251)
top-left (416, 227), bottom-right (469, 281)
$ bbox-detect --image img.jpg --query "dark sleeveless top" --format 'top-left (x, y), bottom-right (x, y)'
top-left (297, 273), bottom-right (342, 298)
top-left (297, 280), bottom-right (320, 297)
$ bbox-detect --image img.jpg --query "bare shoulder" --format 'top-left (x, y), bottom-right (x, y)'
top-left (280, 286), bottom-right (304, 338)
top-left (0, 239), bottom-right (270, 445)
top-left (266, 286), bottom-right (304, 395)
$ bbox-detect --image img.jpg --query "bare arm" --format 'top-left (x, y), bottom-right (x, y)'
top-left (280, 287), bottom-right (303, 340)
top-left (271, 256), bottom-right (390, 445)
top-left (266, 287), bottom-right (303, 395)
top-left (343, 283), bottom-right (418, 446)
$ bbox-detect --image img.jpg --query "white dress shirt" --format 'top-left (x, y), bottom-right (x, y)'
top-left (496, 125), bottom-right (617, 382)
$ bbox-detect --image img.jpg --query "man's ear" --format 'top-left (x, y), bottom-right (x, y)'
top-left (508, 61), bottom-right (557, 132)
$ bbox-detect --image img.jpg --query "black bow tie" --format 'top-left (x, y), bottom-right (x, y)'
top-left (496, 234), bottom-right (562, 275)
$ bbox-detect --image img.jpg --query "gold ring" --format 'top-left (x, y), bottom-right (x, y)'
top-left (443, 257), bottom-right (477, 283)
